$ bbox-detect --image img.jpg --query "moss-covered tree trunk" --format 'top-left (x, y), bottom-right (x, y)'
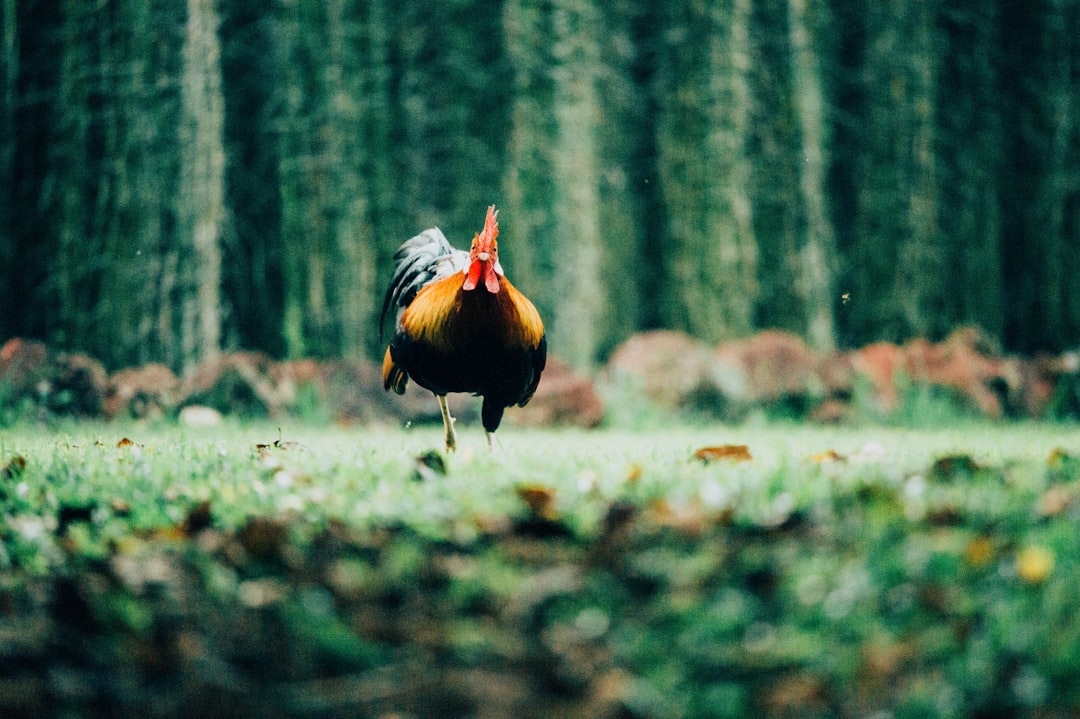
top-left (655, 0), bottom-right (757, 343)
top-left (999, 0), bottom-right (1080, 352)
top-left (218, 1), bottom-right (286, 358)
top-left (276, 1), bottom-right (383, 359)
top-left (547, 0), bottom-right (604, 371)
top-left (0, 0), bottom-right (15, 325)
top-left (841, 2), bottom-right (942, 343)
top-left (503, 0), bottom-right (608, 370)
top-left (592, 1), bottom-right (651, 358)
top-left (51, 1), bottom-right (184, 369)
top-left (174, 0), bottom-right (225, 370)
top-left (502, 0), bottom-right (556, 331)
top-left (936, 0), bottom-right (1004, 342)
top-left (746, 0), bottom-right (835, 351)
top-left (787, 0), bottom-right (836, 351)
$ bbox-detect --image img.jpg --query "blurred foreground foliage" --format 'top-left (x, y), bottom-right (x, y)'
top-left (2, 425), bottom-right (1080, 717)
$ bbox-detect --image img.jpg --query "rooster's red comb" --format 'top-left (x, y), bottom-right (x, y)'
top-left (480, 205), bottom-right (499, 246)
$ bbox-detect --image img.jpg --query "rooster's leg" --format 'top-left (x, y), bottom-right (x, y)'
top-left (437, 394), bottom-right (457, 452)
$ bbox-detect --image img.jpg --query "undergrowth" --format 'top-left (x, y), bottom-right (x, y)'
top-left (1, 422), bottom-right (1079, 718)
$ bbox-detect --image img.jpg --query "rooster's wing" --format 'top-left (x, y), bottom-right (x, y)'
top-left (379, 228), bottom-right (468, 339)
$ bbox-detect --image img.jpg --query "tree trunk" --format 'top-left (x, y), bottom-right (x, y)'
top-left (936, 0), bottom-right (1004, 341)
top-left (176, 0), bottom-right (225, 371)
top-left (593, 0), bottom-right (651, 358)
top-left (655, 0), bottom-right (757, 343)
top-left (548, 0), bottom-right (604, 371)
top-left (54, 0), bottom-right (98, 352)
top-left (503, 0), bottom-right (608, 371)
top-left (0, 0), bottom-right (14, 325)
top-left (845, 2), bottom-right (942, 343)
top-left (1003, 0), bottom-right (1080, 351)
top-left (787, 0), bottom-right (837, 351)
top-left (275, 1), bottom-right (382, 359)
top-left (502, 0), bottom-right (557, 327)
top-left (219, 0), bottom-right (286, 358)
top-left (47, 1), bottom-right (185, 370)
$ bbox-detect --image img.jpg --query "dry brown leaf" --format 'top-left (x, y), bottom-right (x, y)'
top-left (1037, 485), bottom-right (1076, 517)
top-left (929, 454), bottom-right (982, 479)
top-left (964, 535), bottom-right (995, 568)
top-left (256, 429), bottom-right (306, 457)
top-left (759, 673), bottom-right (829, 716)
top-left (238, 517), bottom-right (290, 560)
top-left (809, 449), bottom-right (845, 463)
top-left (1048, 447), bottom-right (1073, 467)
top-left (861, 638), bottom-right (913, 682)
top-left (516, 484), bottom-right (558, 520)
top-left (646, 499), bottom-right (710, 535)
top-left (117, 437), bottom-right (135, 448)
top-left (0, 455), bottom-right (26, 479)
top-left (694, 445), bottom-right (753, 463)
top-left (182, 500), bottom-right (214, 535)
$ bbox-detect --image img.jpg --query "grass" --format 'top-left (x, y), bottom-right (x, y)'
top-left (2, 419), bottom-right (1080, 718)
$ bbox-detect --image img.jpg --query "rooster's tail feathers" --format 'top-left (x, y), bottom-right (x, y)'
top-left (382, 347), bottom-right (409, 394)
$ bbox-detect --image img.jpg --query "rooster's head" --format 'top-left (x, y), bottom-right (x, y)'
top-left (463, 205), bottom-right (503, 294)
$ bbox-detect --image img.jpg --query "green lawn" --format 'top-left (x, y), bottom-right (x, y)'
top-left (2, 421), bottom-right (1080, 718)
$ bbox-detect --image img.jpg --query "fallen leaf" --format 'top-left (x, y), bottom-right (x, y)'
top-left (861, 638), bottom-right (913, 682)
top-left (929, 454), bottom-right (982, 480)
top-left (117, 437), bottom-right (135, 448)
top-left (1016, 546), bottom-right (1054, 584)
top-left (760, 673), bottom-right (828, 716)
top-left (256, 429), bottom-right (306, 457)
top-left (473, 513), bottom-right (512, 536)
top-left (0, 455), bottom-right (26, 479)
top-left (646, 499), bottom-right (710, 535)
top-left (183, 500), bottom-right (214, 535)
top-left (57, 503), bottom-right (96, 532)
top-left (146, 525), bottom-right (189, 542)
top-left (413, 450), bottom-right (447, 481)
top-left (1047, 447), bottom-right (1080, 482)
top-left (277, 441), bottom-right (305, 451)
top-left (926, 505), bottom-right (964, 526)
top-left (1037, 485), bottom-right (1075, 517)
top-left (694, 445), bottom-right (753, 463)
top-left (964, 535), bottom-right (995, 568)
top-left (809, 449), bottom-right (845, 463)
top-left (1048, 447), bottom-right (1074, 468)
top-left (516, 484), bottom-right (558, 520)
top-left (238, 517), bottom-right (290, 561)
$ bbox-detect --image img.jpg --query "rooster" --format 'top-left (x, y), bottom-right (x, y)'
top-left (380, 205), bottom-right (546, 451)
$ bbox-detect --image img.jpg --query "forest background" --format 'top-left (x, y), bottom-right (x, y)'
top-left (2, 0), bottom-right (1078, 377)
